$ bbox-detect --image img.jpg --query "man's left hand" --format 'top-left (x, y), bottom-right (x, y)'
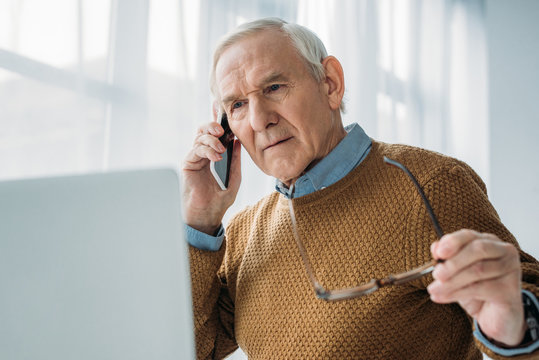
top-left (427, 229), bottom-right (527, 347)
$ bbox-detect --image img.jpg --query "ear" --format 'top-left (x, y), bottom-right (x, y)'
top-left (321, 56), bottom-right (345, 111)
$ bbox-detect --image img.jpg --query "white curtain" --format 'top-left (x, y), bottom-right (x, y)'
top-left (295, 0), bottom-right (489, 182)
top-left (0, 0), bottom-right (488, 222)
top-left (0, 1), bottom-right (491, 359)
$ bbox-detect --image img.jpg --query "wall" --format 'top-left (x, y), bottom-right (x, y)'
top-left (486, 0), bottom-right (539, 257)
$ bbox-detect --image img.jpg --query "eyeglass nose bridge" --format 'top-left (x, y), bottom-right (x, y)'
top-left (313, 279), bottom-right (380, 301)
top-left (313, 258), bottom-right (444, 301)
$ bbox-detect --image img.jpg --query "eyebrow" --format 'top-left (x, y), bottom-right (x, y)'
top-left (221, 72), bottom-right (290, 105)
top-left (260, 72), bottom-right (289, 86)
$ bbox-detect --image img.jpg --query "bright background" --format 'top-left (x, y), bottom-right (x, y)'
top-left (0, 1), bottom-right (537, 358)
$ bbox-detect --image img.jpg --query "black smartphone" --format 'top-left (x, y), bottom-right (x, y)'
top-left (210, 111), bottom-right (234, 190)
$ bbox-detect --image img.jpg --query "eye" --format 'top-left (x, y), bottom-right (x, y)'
top-left (269, 84), bottom-right (281, 92)
top-left (232, 101), bottom-right (244, 109)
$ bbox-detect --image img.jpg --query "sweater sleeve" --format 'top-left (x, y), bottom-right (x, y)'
top-left (189, 241), bottom-right (238, 359)
top-left (412, 162), bottom-right (539, 359)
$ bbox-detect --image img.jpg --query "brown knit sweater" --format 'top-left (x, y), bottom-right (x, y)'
top-left (189, 141), bottom-right (539, 360)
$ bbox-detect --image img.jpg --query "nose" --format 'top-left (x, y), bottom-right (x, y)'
top-left (248, 97), bottom-right (278, 132)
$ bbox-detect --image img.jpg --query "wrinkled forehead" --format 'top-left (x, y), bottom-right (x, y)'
top-left (214, 29), bottom-right (306, 99)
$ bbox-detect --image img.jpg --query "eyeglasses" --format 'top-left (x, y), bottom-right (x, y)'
top-left (288, 156), bottom-right (444, 301)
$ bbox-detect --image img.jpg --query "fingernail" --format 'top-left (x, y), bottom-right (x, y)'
top-left (218, 144), bottom-right (225, 152)
top-left (432, 266), bottom-right (444, 280)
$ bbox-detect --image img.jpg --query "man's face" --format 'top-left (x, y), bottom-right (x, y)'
top-left (215, 29), bottom-right (344, 185)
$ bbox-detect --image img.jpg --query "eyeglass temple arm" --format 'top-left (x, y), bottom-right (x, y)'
top-left (288, 184), bottom-right (326, 294)
top-left (383, 156), bottom-right (444, 239)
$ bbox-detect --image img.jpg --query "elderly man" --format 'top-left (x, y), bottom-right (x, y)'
top-left (182, 18), bottom-right (539, 359)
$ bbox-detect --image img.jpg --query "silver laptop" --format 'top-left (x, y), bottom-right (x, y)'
top-left (0, 169), bottom-right (195, 360)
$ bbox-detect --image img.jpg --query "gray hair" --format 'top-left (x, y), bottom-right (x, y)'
top-left (210, 17), bottom-right (345, 112)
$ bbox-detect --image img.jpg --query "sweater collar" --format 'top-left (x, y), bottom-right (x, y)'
top-left (276, 123), bottom-right (372, 199)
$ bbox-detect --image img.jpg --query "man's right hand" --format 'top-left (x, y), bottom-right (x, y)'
top-left (182, 121), bottom-right (241, 235)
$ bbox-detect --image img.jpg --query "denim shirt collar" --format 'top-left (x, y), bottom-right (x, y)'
top-left (275, 123), bottom-right (372, 199)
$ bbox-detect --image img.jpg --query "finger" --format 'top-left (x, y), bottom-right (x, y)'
top-left (432, 229), bottom-right (484, 260)
top-left (196, 122), bottom-right (224, 138)
top-left (428, 272), bottom-right (520, 304)
top-left (212, 102), bottom-right (220, 122)
top-left (430, 240), bottom-right (440, 258)
top-left (183, 144), bottom-right (222, 170)
top-left (182, 150), bottom-right (206, 171)
top-left (185, 123), bottom-right (227, 170)
top-left (428, 255), bottom-right (520, 298)
top-left (196, 133), bottom-right (227, 154)
top-left (432, 237), bottom-right (515, 281)
top-left (195, 143), bottom-right (223, 162)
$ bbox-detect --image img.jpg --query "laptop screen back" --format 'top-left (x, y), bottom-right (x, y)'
top-left (0, 169), bottom-right (194, 360)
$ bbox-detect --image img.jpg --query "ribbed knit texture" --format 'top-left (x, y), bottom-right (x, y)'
top-left (189, 141), bottom-right (539, 360)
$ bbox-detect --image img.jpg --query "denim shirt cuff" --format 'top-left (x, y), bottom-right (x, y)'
top-left (185, 224), bottom-right (224, 251)
top-left (474, 289), bottom-right (539, 356)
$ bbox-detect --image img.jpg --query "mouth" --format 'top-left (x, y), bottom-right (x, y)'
top-left (264, 137), bottom-right (293, 151)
